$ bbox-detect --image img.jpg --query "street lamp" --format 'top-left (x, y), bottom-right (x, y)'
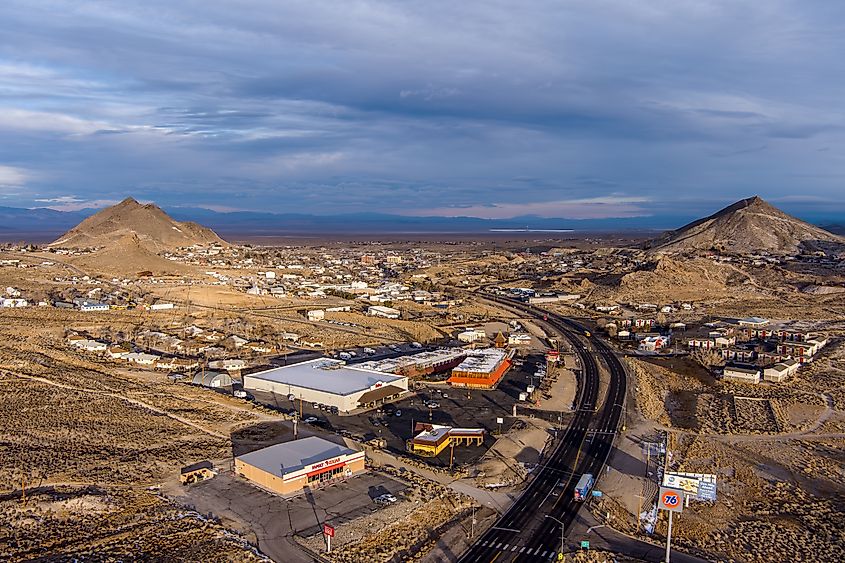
top-left (545, 514), bottom-right (565, 558)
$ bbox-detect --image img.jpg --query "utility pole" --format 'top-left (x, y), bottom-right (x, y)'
top-left (545, 515), bottom-right (566, 558)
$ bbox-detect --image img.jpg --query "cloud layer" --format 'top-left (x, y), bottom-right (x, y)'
top-left (1, 1), bottom-right (844, 221)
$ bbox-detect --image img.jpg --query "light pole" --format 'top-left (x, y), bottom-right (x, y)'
top-left (545, 514), bottom-right (565, 557)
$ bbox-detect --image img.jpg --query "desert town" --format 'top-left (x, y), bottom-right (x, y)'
top-left (2, 196), bottom-right (845, 562)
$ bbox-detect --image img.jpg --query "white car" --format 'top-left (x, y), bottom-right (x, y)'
top-left (304, 416), bottom-right (319, 424)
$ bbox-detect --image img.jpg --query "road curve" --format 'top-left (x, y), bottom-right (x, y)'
top-left (458, 294), bottom-right (627, 562)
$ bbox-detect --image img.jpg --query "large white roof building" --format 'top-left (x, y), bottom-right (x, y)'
top-left (243, 358), bottom-right (409, 412)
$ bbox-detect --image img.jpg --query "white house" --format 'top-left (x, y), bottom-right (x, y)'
top-left (763, 358), bottom-right (799, 383)
top-left (307, 309), bottom-right (325, 322)
top-left (125, 352), bottom-right (160, 366)
top-left (722, 365), bottom-right (761, 384)
top-left (367, 305), bottom-right (401, 319)
top-left (1, 298), bottom-right (28, 308)
top-left (458, 328), bottom-right (487, 343)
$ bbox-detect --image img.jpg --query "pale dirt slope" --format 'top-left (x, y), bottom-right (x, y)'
top-left (650, 195), bottom-right (844, 254)
top-left (50, 197), bottom-right (225, 250)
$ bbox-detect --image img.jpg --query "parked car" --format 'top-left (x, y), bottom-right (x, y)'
top-left (304, 416), bottom-right (318, 424)
top-left (395, 410), bottom-right (402, 417)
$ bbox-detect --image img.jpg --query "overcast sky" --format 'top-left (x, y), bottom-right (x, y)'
top-left (1, 1), bottom-right (844, 221)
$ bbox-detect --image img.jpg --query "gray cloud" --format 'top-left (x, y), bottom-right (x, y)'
top-left (0, 1), bottom-right (843, 219)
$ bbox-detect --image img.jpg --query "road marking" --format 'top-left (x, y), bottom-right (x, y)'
top-left (519, 546), bottom-right (526, 553)
top-left (511, 544), bottom-right (518, 551)
top-left (502, 544), bottom-right (509, 550)
top-left (496, 542), bottom-right (503, 549)
top-left (481, 541), bottom-right (488, 546)
top-left (542, 550), bottom-right (549, 557)
top-left (489, 553), bottom-right (501, 563)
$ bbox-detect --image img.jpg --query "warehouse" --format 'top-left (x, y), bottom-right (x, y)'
top-left (235, 436), bottom-right (366, 496)
top-left (447, 348), bottom-right (513, 389)
top-left (243, 358), bottom-right (409, 412)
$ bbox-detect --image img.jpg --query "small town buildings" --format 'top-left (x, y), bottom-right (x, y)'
top-left (367, 305), bottom-right (401, 319)
top-left (235, 436), bottom-right (366, 496)
top-left (722, 365), bottom-right (761, 384)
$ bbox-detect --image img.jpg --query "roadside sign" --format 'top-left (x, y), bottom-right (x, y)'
top-left (665, 472), bottom-right (717, 502)
top-left (663, 474), bottom-right (700, 496)
top-left (580, 540), bottom-right (590, 549)
top-left (658, 487), bottom-right (684, 513)
top-left (323, 523), bottom-right (335, 537)
top-left (697, 481), bottom-right (717, 502)
top-left (591, 490), bottom-right (602, 498)
top-left (558, 553), bottom-right (564, 560)
top-left (496, 417), bottom-right (504, 424)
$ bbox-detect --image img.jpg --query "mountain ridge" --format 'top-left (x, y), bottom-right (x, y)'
top-left (649, 195), bottom-right (845, 254)
top-left (49, 197), bottom-right (226, 249)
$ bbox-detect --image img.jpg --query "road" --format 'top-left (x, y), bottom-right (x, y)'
top-left (458, 294), bottom-right (627, 562)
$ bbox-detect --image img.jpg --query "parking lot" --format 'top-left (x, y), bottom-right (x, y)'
top-left (251, 349), bottom-right (553, 469)
top-left (174, 469), bottom-right (408, 563)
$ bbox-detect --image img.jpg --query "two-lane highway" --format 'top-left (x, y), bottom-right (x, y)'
top-left (458, 295), bottom-right (627, 562)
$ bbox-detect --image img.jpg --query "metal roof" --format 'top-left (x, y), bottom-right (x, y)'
top-left (244, 358), bottom-right (405, 396)
top-left (236, 436), bottom-right (358, 477)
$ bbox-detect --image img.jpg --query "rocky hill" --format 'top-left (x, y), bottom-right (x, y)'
top-left (50, 197), bottom-right (225, 250)
top-left (649, 196), bottom-right (844, 254)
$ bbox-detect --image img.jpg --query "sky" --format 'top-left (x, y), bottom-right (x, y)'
top-left (1, 1), bottom-right (844, 223)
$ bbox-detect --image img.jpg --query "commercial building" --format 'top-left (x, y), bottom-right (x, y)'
top-left (447, 348), bottom-right (513, 389)
top-left (243, 358), bottom-right (409, 412)
top-left (235, 436), bottom-right (365, 496)
top-left (407, 424), bottom-right (485, 457)
top-left (356, 348), bottom-right (467, 379)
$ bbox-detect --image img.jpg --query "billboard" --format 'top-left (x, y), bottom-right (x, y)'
top-left (664, 472), bottom-right (717, 502)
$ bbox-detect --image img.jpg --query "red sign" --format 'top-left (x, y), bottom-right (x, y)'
top-left (309, 456), bottom-right (342, 472)
top-left (323, 523), bottom-right (335, 537)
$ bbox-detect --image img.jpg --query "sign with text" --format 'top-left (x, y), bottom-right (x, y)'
top-left (323, 523), bottom-right (335, 537)
top-left (658, 486), bottom-right (684, 513)
top-left (665, 472), bottom-right (717, 502)
top-left (662, 473), bottom-right (700, 496)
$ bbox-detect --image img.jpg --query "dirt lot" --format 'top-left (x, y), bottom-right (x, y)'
top-left (0, 485), bottom-right (265, 561)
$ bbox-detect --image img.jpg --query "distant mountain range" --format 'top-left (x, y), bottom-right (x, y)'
top-left (1, 199), bottom-right (843, 242)
top-left (0, 204), bottom-right (698, 241)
